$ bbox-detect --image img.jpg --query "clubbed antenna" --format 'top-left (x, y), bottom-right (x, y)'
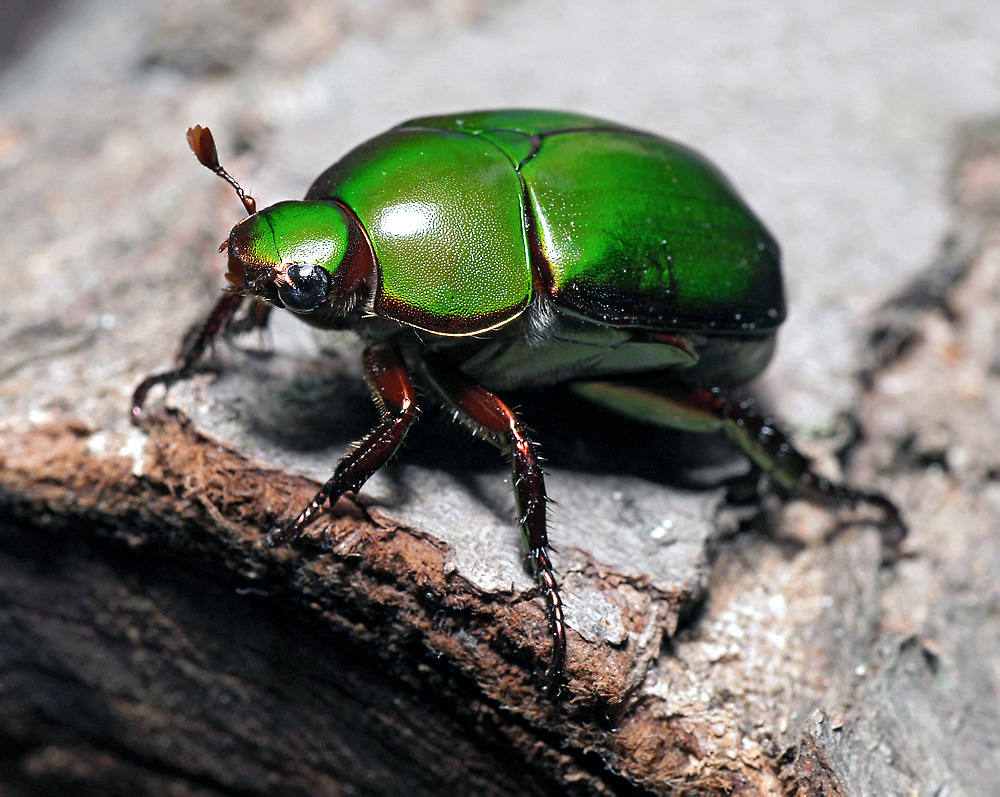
top-left (186, 125), bottom-right (257, 216)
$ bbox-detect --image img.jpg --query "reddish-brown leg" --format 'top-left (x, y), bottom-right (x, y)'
top-left (424, 363), bottom-right (566, 686)
top-left (131, 291), bottom-right (247, 422)
top-left (267, 342), bottom-right (420, 546)
top-left (225, 296), bottom-right (272, 336)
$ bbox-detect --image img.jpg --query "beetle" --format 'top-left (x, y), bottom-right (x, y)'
top-left (132, 109), bottom-right (904, 686)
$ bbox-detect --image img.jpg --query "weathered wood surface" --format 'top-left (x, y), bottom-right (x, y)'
top-left (2, 2), bottom-right (999, 794)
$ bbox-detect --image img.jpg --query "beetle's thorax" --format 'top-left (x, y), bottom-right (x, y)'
top-left (225, 200), bottom-right (377, 325)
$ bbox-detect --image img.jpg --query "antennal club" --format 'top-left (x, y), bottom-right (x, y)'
top-left (186, 125), bottom-right (257, 216)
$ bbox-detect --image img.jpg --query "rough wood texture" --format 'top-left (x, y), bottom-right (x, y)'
top-left (3, 1), bottom-right (999, 794)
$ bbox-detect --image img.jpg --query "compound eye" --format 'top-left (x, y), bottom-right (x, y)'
top-left (276, 263), bottom-right (330, 313)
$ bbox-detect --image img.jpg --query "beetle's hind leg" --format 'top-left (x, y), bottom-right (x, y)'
top-left (711, 388), bottom-right (906, 563)
top-left (423, 362), bottom-right (566, 688)
top-left (572, 382), bottom-right (905, 564)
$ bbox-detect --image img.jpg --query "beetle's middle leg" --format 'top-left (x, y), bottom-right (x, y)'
top-left (268, 341), bottom-right (421, 546)
top-left (572, 381), bottom-right (905, 563)
top-left (423, 362), bottom-right (567, 685)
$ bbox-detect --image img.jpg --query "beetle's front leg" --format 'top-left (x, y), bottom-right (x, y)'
top-left (424, 363), bottom-right (566, 686)
top-left (267, 342), bottom-right (420, 546)
top-left (224, 296), bottom-right (272, 336)
top-left (131, 291), bottom-right (247, 422)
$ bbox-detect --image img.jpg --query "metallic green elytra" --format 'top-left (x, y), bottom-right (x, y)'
top-left (313, 109), bottom-right (782, 334)
top-left (134, 112), bottom-right (903, 689)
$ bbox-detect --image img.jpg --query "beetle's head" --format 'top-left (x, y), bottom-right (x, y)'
top-left (186, 125), bottom-right (374, 325)
top-left (225, 200), bottom-right (374, 322)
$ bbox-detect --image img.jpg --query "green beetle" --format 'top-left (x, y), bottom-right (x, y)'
top-left (133, 110), bottom-right (903, 686)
